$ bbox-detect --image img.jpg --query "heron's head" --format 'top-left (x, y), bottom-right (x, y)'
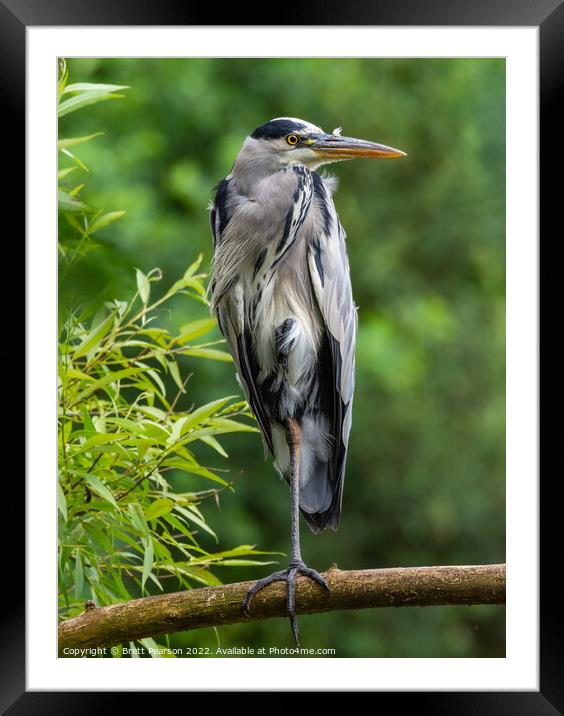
top-left (239, 117), bottom-right (406, 172)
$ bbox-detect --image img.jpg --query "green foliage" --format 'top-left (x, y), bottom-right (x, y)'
top-left (58, 257), bottom-right (271, 621)
top-left (58, 59), bottom-right (128, 277)
top-left (60, 58), bottom-right (505, 657)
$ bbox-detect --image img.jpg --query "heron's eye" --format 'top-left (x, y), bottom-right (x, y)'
top-left (286, 134), bottom-right (300, 146)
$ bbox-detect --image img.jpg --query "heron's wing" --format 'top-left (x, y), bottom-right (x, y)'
top-left (210, 179), bottom-right (274, 456)
top-left (216, 294), bottom-right (274, 456)
top-left (209, 178), bottom-right (231, 251)
top-left (306, 177), bottom-right (357, 530)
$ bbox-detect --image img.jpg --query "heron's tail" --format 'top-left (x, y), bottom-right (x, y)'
top-left (271, 414), bottom-right (345, 534)
top-left (298, 437), bottom-right (343, 534)
top-left (301, 499), bottom-right (342, 534)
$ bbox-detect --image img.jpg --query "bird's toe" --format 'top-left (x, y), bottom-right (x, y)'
top-left (300, 566), bottom-right (330, 593)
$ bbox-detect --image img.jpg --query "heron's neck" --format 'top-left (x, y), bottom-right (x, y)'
top-left (231, 141), bottom-right (293, 196)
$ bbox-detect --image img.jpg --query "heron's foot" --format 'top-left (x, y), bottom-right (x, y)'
top-left (242, 560), bottom-right (330, 645)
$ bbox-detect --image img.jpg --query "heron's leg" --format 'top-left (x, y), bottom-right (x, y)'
top-left (242, 418), bottom-right (330, 645)
top-left (287, 417), bottom-right (303, 564)
top-left (285, 418), bottom-right (330, 642)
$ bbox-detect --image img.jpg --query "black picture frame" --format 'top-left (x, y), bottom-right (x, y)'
top-left (13, 0), bottom-right (555, 710)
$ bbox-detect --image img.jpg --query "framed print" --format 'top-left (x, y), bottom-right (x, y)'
top-left (12, 0), bottom-right (554, 709)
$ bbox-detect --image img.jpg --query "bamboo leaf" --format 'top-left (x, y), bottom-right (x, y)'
top-left (63, 367), bottom-right (94, 381)
top-left (72, 368), bottom-right (144, 404)
top-left (63, 82), bottom-right (130, 94)
top-left (88, 211), bottom-right (126, 235)
top-left (73, 552), bottom-right (84, 600)
top-left (135, 405), bottom-right (167, 421)
top-left (141, 538), bottom-right (154, 592)
top-left (61, 148), bottom-right (89, 172)
top-left (178, 397), bottom-right (235, 435)
top-left (175, 505), bottom-right (218, 542)
top-left (64, 211), bottom-right (86, 234)
top-left (69, 183), bottom-right (85, 197)
top-left (184, 418), bottom-right (259, 443)
top-left (199, 435), bottom-right (228, 458)
top-left (128, 503), bottom-right (150, 540)
top-left (76, 432), bottom-right (129, 451)
top-left (175, 318), bottom-right (217, 345)
top-left (183, 254), bottom-right (204, 278)
top-left (179, 566), bottom-right (223, 587)
top-left (177, 347), bottom-right (233, 362)
top-left (215, 559), bottom-right (279, 567)
top-left (58, 166), bottom-right (78, 180)
top-left (58, 483), bottom-right (68, 521)
top-left (167, 360), bottom-right (185, 393)
top-left (167, 277), bottom-right (206, 297)
top-left (138, 636), bottom-right (163, 657)
top-left (135, 268), bottom-right (151, 304)
top-left (57, 59), bottom-right (68, 100)
top-left (168, 416), bottom-right (189, 444)
top-left (144, 498), bottom-right (174, 521)
top-left (140, 421), bottom-right (170, 441)
top-left (58, 133), bottom-right (104, 150)
top-left (58, 90), bottom-right (126, 117)
top-left (58, 190), bottom-right (88, 212)
top-left (73, 313), bottom-right (115, 358)
top-left (162, 458), bottom-right (229, 487)
top-left (84, 474), bottom-right (118, 508)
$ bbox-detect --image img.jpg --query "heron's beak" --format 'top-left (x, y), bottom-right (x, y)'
top-left (309, 133), bottom-right (406, 159)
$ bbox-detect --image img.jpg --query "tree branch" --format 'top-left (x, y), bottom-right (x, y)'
top-left (58, 563), bottom-right (505, 653)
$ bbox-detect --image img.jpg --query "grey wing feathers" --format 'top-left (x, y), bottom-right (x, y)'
top-left (210, 180), bottom-right (274, 456)
top-left (307, 215), bottom-right (357, 531)
top-left (217, 300), bottom-right (274, 456)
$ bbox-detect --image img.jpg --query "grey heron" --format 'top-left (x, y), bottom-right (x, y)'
top-left (209, 117), bottom-right (406, 643)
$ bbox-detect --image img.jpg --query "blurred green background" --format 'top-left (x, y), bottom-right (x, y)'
top-left (60, 58), bottom-right (505, 657)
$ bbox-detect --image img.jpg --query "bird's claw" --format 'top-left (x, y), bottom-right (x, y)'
top-left (242, 561), bottom-right (330, 645)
